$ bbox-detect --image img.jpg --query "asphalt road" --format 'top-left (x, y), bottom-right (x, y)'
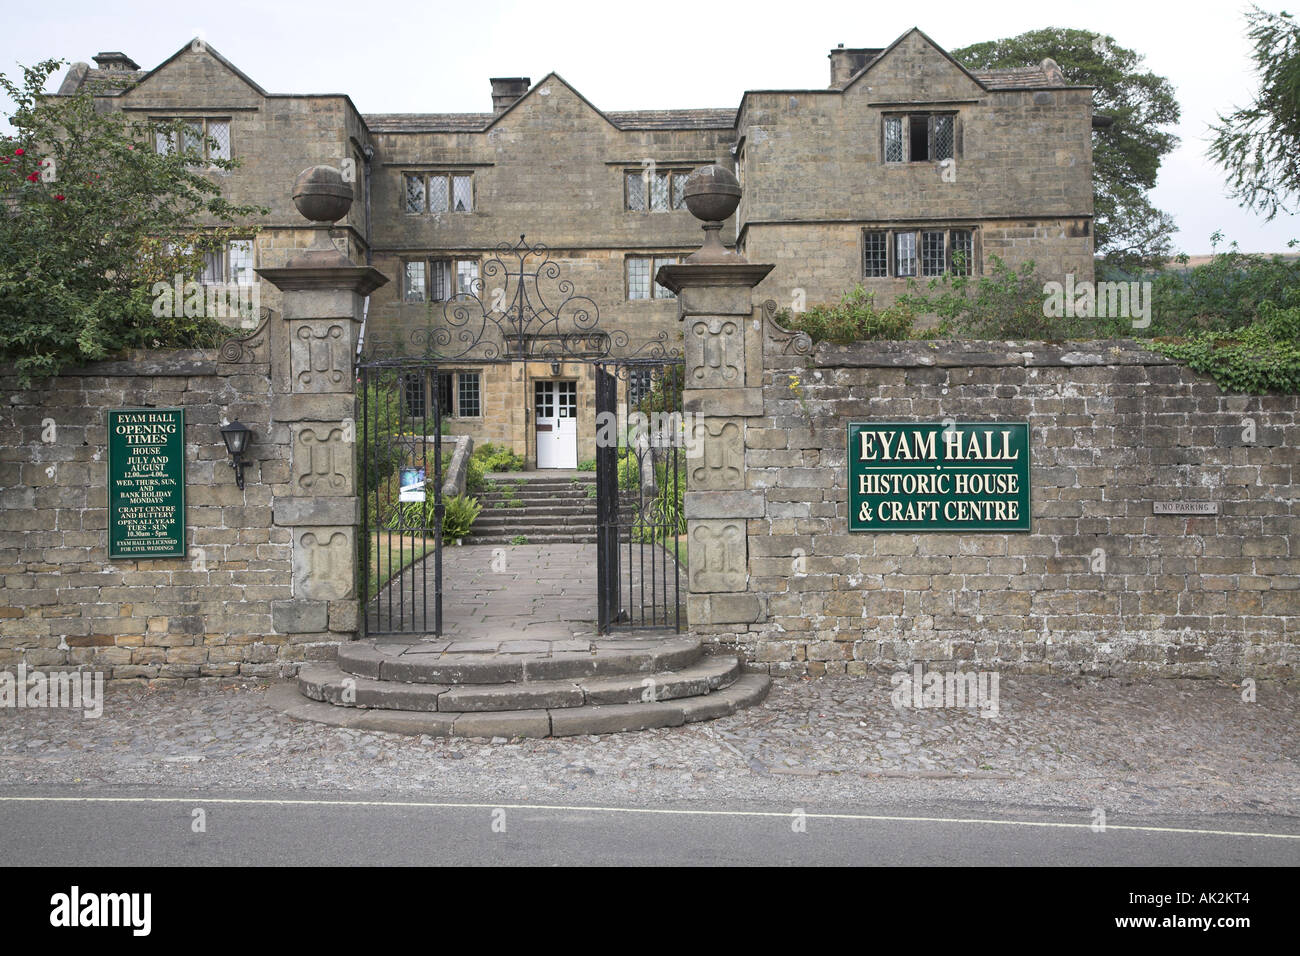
top-left (1, 788), bottom-right (1297, 866)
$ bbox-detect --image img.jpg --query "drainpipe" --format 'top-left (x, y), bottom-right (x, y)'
top-left (356, 143), bottom-right (375, 358)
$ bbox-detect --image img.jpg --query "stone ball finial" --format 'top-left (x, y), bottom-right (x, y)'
top-left (292, 165), bottom-right (352, 224)
top-left (683, 164), bottom-right (741, 223)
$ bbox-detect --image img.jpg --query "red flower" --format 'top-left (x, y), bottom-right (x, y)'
top-left (54, 194), bottom-right (65, 201)
top-left (26, 172), bottom-right (38, 182)
top-left (14, 148), bottom-right (24, 156)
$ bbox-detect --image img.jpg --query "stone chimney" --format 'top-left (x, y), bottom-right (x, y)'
top-left (828, 45), bottom-right (881, 88)
top-left (490, 78), bottom-right (531, 114)
top-left (92, 52), bottom-right (140, 72)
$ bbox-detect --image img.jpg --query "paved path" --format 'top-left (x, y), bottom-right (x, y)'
top-left (369, 542), bottom-right (681, 638)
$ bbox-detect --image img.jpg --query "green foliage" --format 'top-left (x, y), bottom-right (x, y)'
top-left (465, 456), bottom-right (487, 494)
top-left (1151, 296), bottom-right (1300, 394)
top-left (1137, 237), bottom-right (1300, 333)
top-left (0, 59), bottom-right (268, 384)
top-left (897, 256), bottom-right (1064, 339)
top-left (358, 375), bottom-right (406, 495)
top-left (954, 30), bottom-right (1180, 270)
top-left (576, 457), bottom-right (597, 472)
top-left (630, 364), bottom-right (685, 416)
top-left (775, 284), bottom-right (918, 343)
top-left (1209, 7), bottom-right (1300, 220)
top-left (618, 451), bottom-right (641, 490)
top-left (386, 491), bottom-right (482, 541)
top-left (509, 535), bottom-right (528, 545)
top-left (440, 493), bottom-right (482, 541)
top-left (632, 457), bottom-right (685, 545)
top-left (471, 442), bottom-right (524, 472)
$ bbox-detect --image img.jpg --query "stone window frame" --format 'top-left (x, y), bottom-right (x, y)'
top-left (624, 168), bottom-right (692, 213)
top-left (402, 369), bottom-right (482, 419)
top-left (152, 116), bottom-right (232, 162)
top-left (403, 171), bottom-right (475, 214)
top-left (861, 226), bottom-right (980, 279)
top-left (881, 111), bottom-right (959, 164)
top-left (625, 254), bottom-right (683, 300)
top-left (198, 238), bottom-right (256, 286)
top-left (401, 255), bottom-right (480, 302)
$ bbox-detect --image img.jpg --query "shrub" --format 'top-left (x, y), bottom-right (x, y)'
top-left (618, 451), bottom-right (642, 490)
top-left (577, 457), bottom-right (597, 471)
top-left (1151, 296), bottom-right (1300, 394)
top-left (441, 493), bottom-right (482, 541)
top-left (0, 60), bottom-right (267, 384)
top-left (776, 284), bottom-right (918, 343)
top-left (896, 256), bottom-right (1064, 339)
top-left (472, 442), bottom-right (524, 472)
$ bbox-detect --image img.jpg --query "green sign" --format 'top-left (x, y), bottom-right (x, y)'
top-left (848, 422), bottom-right (1030, 532)
top-left (107, 408), bottom-right (186, 559)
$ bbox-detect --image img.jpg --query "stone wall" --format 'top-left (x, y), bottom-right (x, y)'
top-left (690, 328), bottom-right (1299, 679)
top-left (0, 344), bottom-right (345, 680)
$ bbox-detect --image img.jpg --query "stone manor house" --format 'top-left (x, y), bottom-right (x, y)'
top-left (60, 29), bottom-right (1096, 470)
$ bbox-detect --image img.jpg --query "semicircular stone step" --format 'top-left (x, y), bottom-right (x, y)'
top-left (271, 672), bottom-right (771, 738)
top-left (336, 636), bottom-right (702, 684)
top-left (298, 654), bottom-right (739, 713)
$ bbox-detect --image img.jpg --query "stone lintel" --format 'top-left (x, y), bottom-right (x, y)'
top-left (656, 262), bottom-right (773, 296)
top-left (274, 497), bottom-right (359, 527)
top-left (256, 265), bottom-right (389, 297)
top-left (271, 599), bottom-right (329, 634)
top-left (273, 394), bottom-right (355, 422)
top-left (280, 290), bottom-right (367, 322)
top-left (684, 388), bottom-right (764, 417)
top-left (685, 490), bottom-right (764, 519)
top-left (677, 286), bottom-right (762, 317)
top-left (709, 593), bottom-right (766, 625)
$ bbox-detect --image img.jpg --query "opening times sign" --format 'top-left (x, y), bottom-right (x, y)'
top-left (848, 422), bottom-right (1031, 533)
top-left (107, 408), bottom-right (186, 558)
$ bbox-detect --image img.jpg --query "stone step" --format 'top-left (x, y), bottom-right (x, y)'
top-left (269, 673), bottom-right (771, 738)
top-left (297, 655), bottom-right (739, 713)
top-left (478, 488), bottom-right (594, 499)
top-left (336, 636), bottom-right (702, 684)
top-left (460, 533), bottom-right (598, 545)
top-left (473, 507), bottom-right (597, 520)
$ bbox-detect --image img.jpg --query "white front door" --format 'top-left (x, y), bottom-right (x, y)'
top-left (535, 380), bottom-right (577, 468)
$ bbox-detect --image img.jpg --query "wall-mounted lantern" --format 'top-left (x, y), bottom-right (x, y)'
top-left (220, 421), bottom-right (254, 490)
top-left (550, 361), bottom-right (561, 377)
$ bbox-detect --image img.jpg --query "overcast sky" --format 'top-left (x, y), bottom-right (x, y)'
top-left (2, 0), bottom-right (1294, 254)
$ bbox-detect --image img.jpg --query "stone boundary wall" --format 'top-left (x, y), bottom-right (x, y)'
top-left (0, 340), bottom-right (350, 681)
top-left (692, 332), bottom-right (1299, 679)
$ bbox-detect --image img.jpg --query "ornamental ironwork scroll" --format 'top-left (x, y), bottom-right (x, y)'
top-left (361, 235), bottom-right (681, 364)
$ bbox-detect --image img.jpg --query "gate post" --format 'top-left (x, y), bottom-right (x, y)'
top-left (656, 166), bottom-right (772, 650)
top-left (257, 166), bottom-right (388, 650)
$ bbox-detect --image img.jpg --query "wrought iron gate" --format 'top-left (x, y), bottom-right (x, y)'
top-left (358, 360), bottom-right (443, 634)
top-left (595, 359), bottom-right (686, 633)
top-left (356, 235), bottom-right (687, 635)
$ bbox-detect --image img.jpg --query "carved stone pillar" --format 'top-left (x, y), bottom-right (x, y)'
top-left (258, 166), bottom-right (388, 643)
top-left (657, 165), bottom-right (773, 638)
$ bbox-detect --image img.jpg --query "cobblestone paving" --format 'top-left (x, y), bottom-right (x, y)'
top-left (1, 674), bottom-right (1296, 818)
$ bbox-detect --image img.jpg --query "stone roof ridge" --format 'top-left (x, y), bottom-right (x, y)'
top-left (364, 106), bottom-right (736, 133)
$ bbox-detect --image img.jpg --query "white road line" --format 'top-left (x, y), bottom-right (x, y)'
top-left (0, 795), bottom-right (1296, 840)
